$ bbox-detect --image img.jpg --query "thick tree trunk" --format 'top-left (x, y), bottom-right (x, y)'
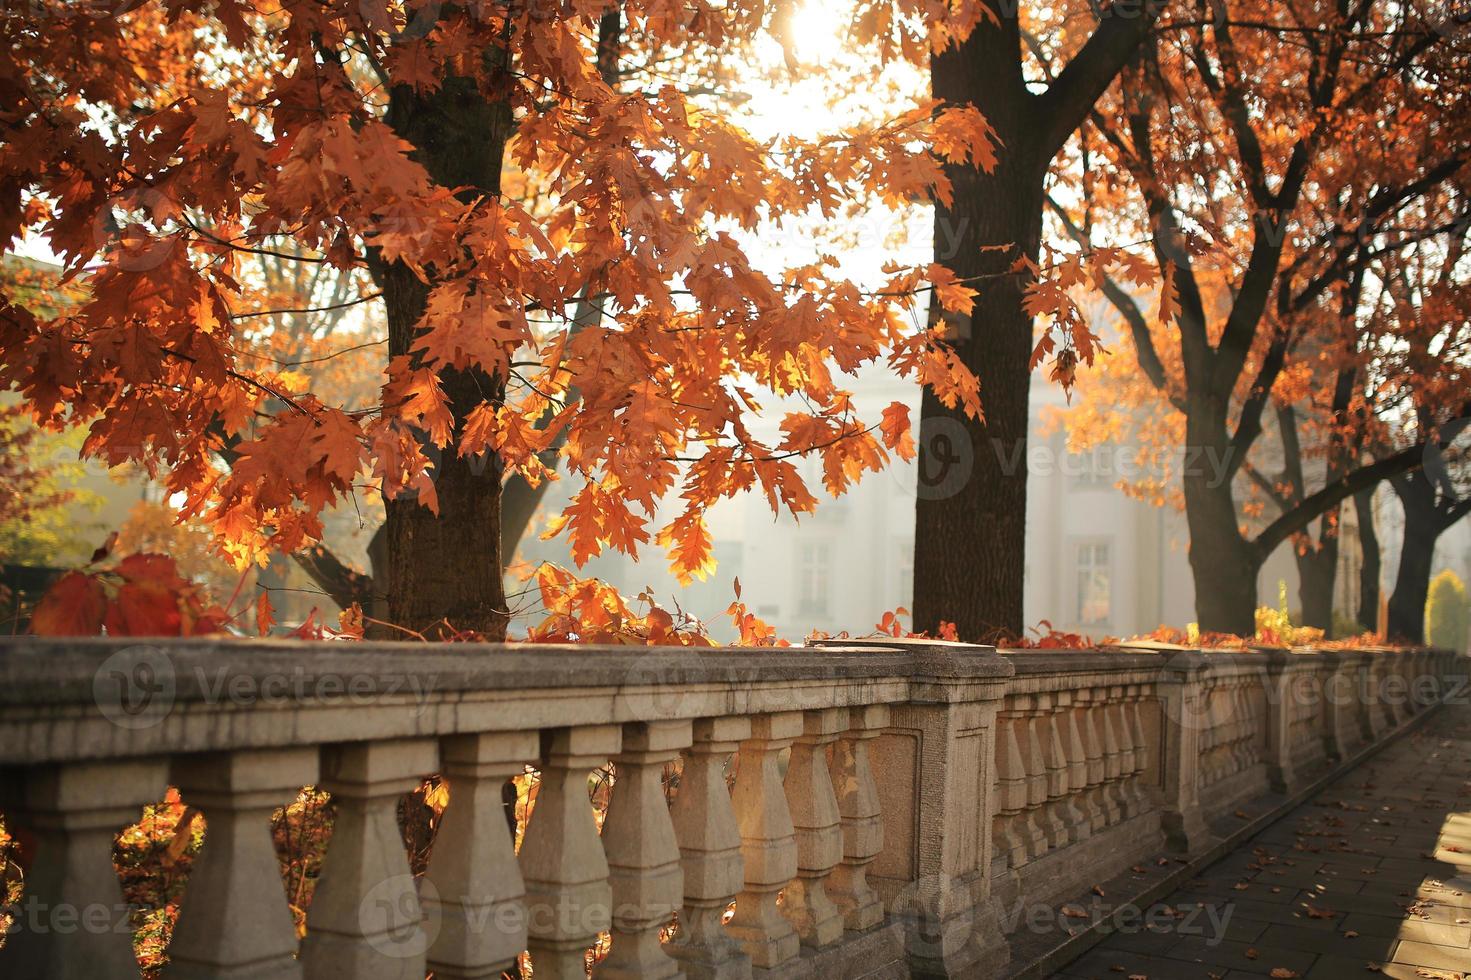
top-left (913, 13), bottom-right (1042, 642)
top-left (1388, 475), bottom-right (1438, 643)
top-left (1354, 487), bottom-right (1380, 633)
top-left (373, 63), bottom-right (515, 639)
top-left (1176, 388), bottom-right (1259, 632)
top-left (1294, 533), bottom-right (1338, 633)
top-left (1185, 483), bottom-right (1260, 636)
top-left (1182, 400), bottom-right (1260, 634)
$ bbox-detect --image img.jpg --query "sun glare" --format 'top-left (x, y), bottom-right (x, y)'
top-left (742, 2), bottom-right (875, 139)
top-left (787, 2), bottom-right (847, 65)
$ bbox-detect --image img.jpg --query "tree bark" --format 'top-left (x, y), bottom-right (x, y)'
top-left (372, 54), bottom-right (515, 638)
top-left (1295, 537), bottom-right (1338, 633)
top-left (913, 11), bottom-right (1042, 642)
top-left (1354, 487), bottom-right (1380, 633)
top-left (1183, 455), bottom-right (1260, 637)
top-left (1387, 474), bottom-right (1437, 643)
top-left (912, 2), bottom-right (1160, 642)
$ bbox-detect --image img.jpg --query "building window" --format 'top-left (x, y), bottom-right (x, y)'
top-left (799, 541), bottom-right (831, 617)
top-left (1076, 541), bottom-right (1112, 625)
top-left (1069, 449), bottom-right (1109, 488)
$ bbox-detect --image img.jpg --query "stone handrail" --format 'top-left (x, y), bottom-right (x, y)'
top-left (0, 637), bottom-right (1460, 979)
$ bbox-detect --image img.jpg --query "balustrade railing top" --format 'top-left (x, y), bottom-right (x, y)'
top-left (0, 637), bottom-right (1458, 980)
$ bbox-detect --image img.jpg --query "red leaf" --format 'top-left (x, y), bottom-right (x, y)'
top-left (30, 572), bottom-right (106, 636)
top-left (105, 580), bottom-right (185, 636)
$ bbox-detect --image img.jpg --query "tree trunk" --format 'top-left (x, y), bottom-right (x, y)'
top-left (373, 61), bottom-right (515, 639)
top-left (1388, 474), bottom-right (1438, 643)
top-left (1354, 487), bottom-right (1380, 633)
top-left (1181, 397), bottom-right (1260, 635)
top-left (1185, 482), bottom-right (1260, 636)
top-left (1294, 533), bottom-right (1338, 633)
top-left (913, 13), bottom-right (1042, 642)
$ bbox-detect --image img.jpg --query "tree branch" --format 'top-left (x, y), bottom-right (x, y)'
top-left (1438, 495), bottom-right (1471, 532)
top-left (1045, 193), bottom-right (1179, 403)
top-left (291, 544), bottom-right (377, 610)
top-left (1032, 0), bottom-right (1164, 158)
top-left (1251, 443), bottom-right (1428, 561)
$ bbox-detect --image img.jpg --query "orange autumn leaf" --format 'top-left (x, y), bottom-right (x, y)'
top-left (30, 571), bottom-right (107, 636)
top-left (880, 402), bottom-right (917, 461)
top-left (257, 591), bottom-right (275, 637)
top-left (30, 554), bottom-right (227, 638)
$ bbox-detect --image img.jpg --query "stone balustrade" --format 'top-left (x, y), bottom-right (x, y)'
top-left (0, 637), bottom-right (1460, 980)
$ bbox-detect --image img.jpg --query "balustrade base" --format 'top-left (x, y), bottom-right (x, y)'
top-left (747, 918), bottom-right (906, 979)
top-left (1198, 762), bottom-right (1271, 824)
top-left (991, 809), bottom-right (1165, 923)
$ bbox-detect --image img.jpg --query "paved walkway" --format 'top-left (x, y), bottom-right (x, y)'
top-left (1053, 699), bottom-right (1471, 980)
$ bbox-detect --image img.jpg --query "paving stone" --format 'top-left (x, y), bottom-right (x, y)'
top-left (1339, 911), bottom-right (1471, 945)
top-left (1391, 938), bottom-right (1471, 971)
top-left (1057, 947), bottom-right (1219, 980)
top-left (1255, 922), bottom-right (1396, 958)
top-left (1302, 955), bottom-right (1429, 979)
top-left (1046, 698), bottom-right (1471, 980)
top-left (1159, 935), bottom-right (1318, 975)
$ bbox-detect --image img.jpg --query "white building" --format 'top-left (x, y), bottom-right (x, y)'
top-left (510, 364), bottom-right (1349, 643)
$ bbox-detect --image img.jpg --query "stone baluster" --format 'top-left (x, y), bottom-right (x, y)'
top-left (827, 704), bottom-right (887, 932)
top-left (1096, 695), bottom-right (1124, 825)
top-left (302, 739), bottom-right (437, 980)
top-left (1059, 694), bottom-right (1096, 841)
top-left (167, 748), bottom-right (318, 980)
top-left (1112, 690), bottom-right (1137, 775)
top-left (1320, 651), bottom-right (1352, 761)
top-left (1378, 656), bottom-right (1398, 726)
top-left (726, 711), bottom-right (801, 970)
top-left (781, 707), bottom-right (845, 949)
top-left (667, 717), bottom-right (751, 980)
top-left (1235, 681), bottom-right (1255, 770)
top-left (424, 732), bottom-right (537, 979)
top-left (1263, 656), bottom-right (1297, 794)
top-left (1193, 682), bottom-right (1215, 787)
top-left (4, 759), bottom-right (167, 980)
top-left (1416, 651), bottom-right (1433, 709)
top-left (1366, 659), bottom-right (1383, 730)
top-left (1125, 688), bottom-right (1151, 813)
top-left (1405, 652), bottom-right (1426, 713)
top-left (1206, 679), bottom-right (1229, 776)
top-left (1076, 696), bottom-right (1107, 833)
top-left (1248, 680), bottom-right (1265, 765)
top-left (1213, 683), bottom-right (1234, 779)
top-left (992, 712), bottom-right (1031, 870)
top-left (1385, 655), bottom-right (1409, 726)
top-left (1036, 695), bottom-right (1082, 846)
top-left (520, 725), bottom-right (622, 980)
top-left (1108, 694), bottom-right (1137, 818)
top-left (1018, 698), bottom-right (1054, 858)
top-left (1158, 654), bottom-right (1212, 854)
top-left (602, 720), bottom-right (691, 979)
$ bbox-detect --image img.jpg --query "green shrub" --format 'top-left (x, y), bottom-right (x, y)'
top-left (1426, 570), bottom-right (1470, 652)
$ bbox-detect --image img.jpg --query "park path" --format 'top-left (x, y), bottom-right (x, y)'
top-left (1052, 696), bottom-right (1471, 980)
